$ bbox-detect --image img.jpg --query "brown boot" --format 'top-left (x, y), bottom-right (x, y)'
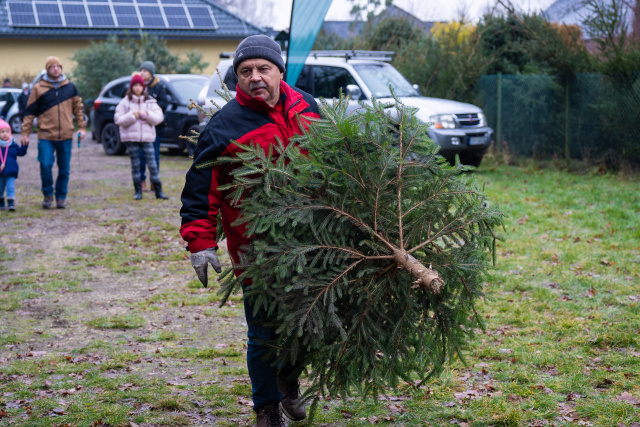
top-left (255, 404), bottom-right (285, 427)
top-left (141, 180), bottom-right (148, 192)
top-left (277, 374), bottom-right (306, 421)
top-left (42, 196), bottom-right (54, 209)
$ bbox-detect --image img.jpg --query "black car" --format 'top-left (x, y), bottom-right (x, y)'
top-left (90, 74), bottom-right (208, 156)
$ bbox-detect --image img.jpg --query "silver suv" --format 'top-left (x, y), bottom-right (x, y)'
top-left (198, 51), bottom-right (493, 167)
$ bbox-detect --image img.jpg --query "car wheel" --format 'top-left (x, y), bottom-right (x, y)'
top-left (9, 115), bottom-right (22, 134)
top-left (459, 153), bottom-right (483, 168)
top-left (185, 124), bottom-right (199, 157)
top-left (101, 122), bottom-right (125, 155)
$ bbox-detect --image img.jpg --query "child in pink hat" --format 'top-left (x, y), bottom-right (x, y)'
top-left (0, 119), bottom-right (28, 211)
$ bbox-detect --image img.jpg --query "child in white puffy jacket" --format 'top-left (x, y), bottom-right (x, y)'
top-left (114, 74), bottom-right (168, 200)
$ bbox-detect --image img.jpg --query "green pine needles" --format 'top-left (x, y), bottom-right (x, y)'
top-left (200, 93), bottom-right (504, 407)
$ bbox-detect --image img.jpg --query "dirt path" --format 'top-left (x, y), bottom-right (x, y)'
top-left (0, 133), bottom-right (256, 424)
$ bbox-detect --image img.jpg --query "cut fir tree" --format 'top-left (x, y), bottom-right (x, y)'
top-left (199, 93), bottom-right (504, 409)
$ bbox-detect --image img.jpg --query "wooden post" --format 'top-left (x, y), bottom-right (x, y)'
top-left (496, 73), bottom-right (502, 152)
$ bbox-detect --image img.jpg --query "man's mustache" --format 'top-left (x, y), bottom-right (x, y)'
top-left (250, 82), bottom-right (268, 91)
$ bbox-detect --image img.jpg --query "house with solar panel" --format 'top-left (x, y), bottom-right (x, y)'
top-left (0, 0), bottom-right (264, 78)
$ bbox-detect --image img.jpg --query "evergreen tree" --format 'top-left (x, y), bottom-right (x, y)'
top-left (199, 94), bottom-right (504, 410)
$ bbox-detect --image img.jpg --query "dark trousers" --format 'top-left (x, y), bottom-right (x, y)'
top-left (37, 139), bottom-right (71, 199)
top-left (242, 288), bottom-right (303, 411)
top-left (139, 133), bottom-right (161, 181)
top-left (126, 142), bottom-right (159, 184)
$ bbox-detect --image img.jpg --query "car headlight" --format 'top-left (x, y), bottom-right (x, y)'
top-left (429, 114), bottom-right (456, 129)
top-left (477, 112), bottom-right (486, 127)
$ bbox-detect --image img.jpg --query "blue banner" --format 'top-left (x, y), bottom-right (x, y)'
top-left (285, 0), bottom-right (333, 86)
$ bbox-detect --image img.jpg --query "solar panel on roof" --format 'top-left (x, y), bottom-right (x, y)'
top-left (138, 5), bottom-right (165, 27)
top-left (8, 2), bottom-right (37, 26)
top-left (7, 0), bottom-right (219, 30)
top-left (187, 6), bottom-right (215, 29)
top-left (62, 3), bottom-right (90, 27)
top-left (163, 6), bottom-right (190, 28)
top-left (88, 4), bottom-right (114, 26)
top-left (36, 3), bottom-right (63, 26)
top-left (113, 5), bottom-right (140, 27)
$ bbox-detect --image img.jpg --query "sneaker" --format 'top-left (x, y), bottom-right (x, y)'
top-left (255, 404), bottom-right (286, 427)
top-left (42, 196), bottom-right (54, 209)
top-left (0, 197), bottom-right (4, 210)
top-left (56, 199), bottom-right (66, 209)
top-left (7, 199), bottom-right (15, 211)
top-left (277, 375), bottom-right (306, 421)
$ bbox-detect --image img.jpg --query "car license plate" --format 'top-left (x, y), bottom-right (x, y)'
top-left (469, 136), bottom-right (487, 146)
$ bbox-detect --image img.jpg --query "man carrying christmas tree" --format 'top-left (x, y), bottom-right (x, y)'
top-left (179, 35), bottom-right (320, 426)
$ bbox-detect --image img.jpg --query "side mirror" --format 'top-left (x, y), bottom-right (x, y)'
top-left (345, 84), bottom-right (362, 100)
top-left (412, 84), bottom-right (421, 95)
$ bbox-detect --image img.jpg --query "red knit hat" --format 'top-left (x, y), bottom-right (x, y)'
top-left (130, 74), bottom-right (145, 89)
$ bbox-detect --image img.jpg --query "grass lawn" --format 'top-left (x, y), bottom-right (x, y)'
top-left (0, 144), bottom-right (639, 426)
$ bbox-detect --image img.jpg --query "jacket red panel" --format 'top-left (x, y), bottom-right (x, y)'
top-left (180, 81), bottom-right (320, 272)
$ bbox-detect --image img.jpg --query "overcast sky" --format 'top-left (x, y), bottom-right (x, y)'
top-left (268, 0), bottom-right (558, 30)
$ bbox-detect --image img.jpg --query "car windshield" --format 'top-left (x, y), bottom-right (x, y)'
top-left (169, 76), bottom-right (209, 104)
top-left (353, 63), bottom-right (418, 98)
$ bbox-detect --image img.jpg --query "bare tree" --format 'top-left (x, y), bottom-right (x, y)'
top-left (213, 0), bottom-right (275, 28)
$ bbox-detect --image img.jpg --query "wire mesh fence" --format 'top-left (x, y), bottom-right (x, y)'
top-left (475, 72), bottom-right (640, 167)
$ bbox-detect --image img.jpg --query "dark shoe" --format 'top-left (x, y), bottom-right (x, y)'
top-left (277, 375), bottom-right (306, 421)
top-left (141, 180), bottom-right (148, 192)
top-left (7, 199), bottom-right (15, 212)
top-left (0, 197), bottom-right (4, 210)
top-left (152, 181), bottom-right (169, 200)
top-left (42, 196), bottom-right (54, 209)
top-left (255, 404), bottom-right (286, 427)
top-left (133, 181), bottom-right (143, 200)
top-left (56, 199), bottom-right (66, 209)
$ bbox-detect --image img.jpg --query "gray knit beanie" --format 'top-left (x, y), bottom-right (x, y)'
top-left (233, 35), bottom-right (285, 75)
top-left (140, 61), bottom-right (156, 76)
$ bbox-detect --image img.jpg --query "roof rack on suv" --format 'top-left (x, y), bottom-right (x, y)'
top-left (219, 50), bottom-right (395, 62)
top-left (309, 50), bottom-right (394, 61)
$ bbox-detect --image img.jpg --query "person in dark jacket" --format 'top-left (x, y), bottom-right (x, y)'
top-left (179, 35), bottom-right (320, 427)
top-left (138, 61), bottom-right (169, 192)
top-left (0, 119), bottom-right (28, 211)
top-left (17, 83), bottom-right (30, 120)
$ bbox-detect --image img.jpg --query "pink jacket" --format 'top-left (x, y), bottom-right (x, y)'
top-left (114, 95), bottom-right (164, 143)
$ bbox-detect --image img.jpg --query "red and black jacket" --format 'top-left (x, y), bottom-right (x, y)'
top-left (179, 81), bottom-right (320, 268)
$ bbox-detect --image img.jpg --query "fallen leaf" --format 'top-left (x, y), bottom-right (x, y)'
top-left (595, 378), bottom-right (615, 388)
top-left (566, 392), bottom-right (583, 401)
top-left (507, 393), bottom-right (522, 402)
top-left (237, 397), bottom-right (253, 407)
top-left (616, 392), bottom-right (640, 405)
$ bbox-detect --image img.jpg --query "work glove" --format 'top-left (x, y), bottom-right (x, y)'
top-left (190, 248), bottom-right (222, 288)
